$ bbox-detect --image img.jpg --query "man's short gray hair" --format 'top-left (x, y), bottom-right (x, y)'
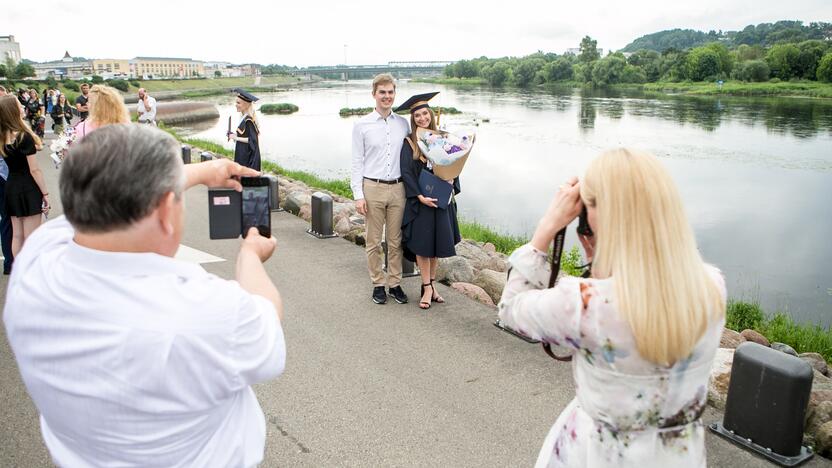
top-left (60, 124), bottom-right (185, 233)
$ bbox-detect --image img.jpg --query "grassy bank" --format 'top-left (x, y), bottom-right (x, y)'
top-left (641, 80), bottom-right (832, 98)
top-left (727, 300), bottom-right (832, 362)
top-left (412, 77), bottom-right (488, 86)
top-left (339, 106), bottom-right (463, 117)
top-left (138, 75), bottom-right (297, 93)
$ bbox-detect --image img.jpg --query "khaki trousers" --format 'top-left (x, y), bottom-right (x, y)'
top-left (363, 179), bottom-right (405, 287)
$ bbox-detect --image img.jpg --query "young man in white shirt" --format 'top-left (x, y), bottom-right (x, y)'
top-left (4, 125), bottom-right (285, 467)
top-left (351, 74), bottom-right (410, 305)
top-left (137, 87), bottom-right (157, 125)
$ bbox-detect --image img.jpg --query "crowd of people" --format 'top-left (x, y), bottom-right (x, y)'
top-left (0, 75), bottom-right (728, 467)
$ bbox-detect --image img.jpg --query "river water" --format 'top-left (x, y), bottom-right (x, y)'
top-left (173, 81), bottom-right (832, 327)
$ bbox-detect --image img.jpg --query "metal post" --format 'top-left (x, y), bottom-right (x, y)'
top-left (306, 192), bottom-right (337, 239)
top-left (265, 174), bottom-right (283, 212)
top-left (200, 151), bottom-right (213, 162)
top-left (181, 145), bottom-right (191, 165)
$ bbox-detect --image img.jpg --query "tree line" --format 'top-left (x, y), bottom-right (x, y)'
top-left (444, 34), bottom-right (832, 87)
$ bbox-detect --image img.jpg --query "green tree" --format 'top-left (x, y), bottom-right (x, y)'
top-left (13, 62), bottom-right (35, 79)
top-left (796, 40), bottom-right (828, 80)
top-left (579, 36), bottom-right (600, 63)
top-left (0, 64), bottom-right (5, 78)
top-left (704, 43), bottom-right (732, 76)
top-left (91, 75), bottom-right (105, 84)
top-left (482, 61), bottom-right (510, 86)
top-left (512, 58), bottom-right (544, 87)
top-left (572, 62), bottom-right (592, 83)
top-left (735, 44), bottom-right (764, 61)
top-left (627, 50), bottom-right (661, 81)
top-left (817, 53), bottom-right (832, 82)
top-left (733, 60), bottom-right (770, 82)
top-left (766, 44), bottom-right (800, 80)
top-left (590, 55), bottom-right (627, 86)
top-left (214, 70), bottom-right (222, 78)
top-left (686, 46), bottom-right (721, 81)
top-left (620, 65), bottom-right (646, 83)
top-left (541, 57), bottom-right (574, 82)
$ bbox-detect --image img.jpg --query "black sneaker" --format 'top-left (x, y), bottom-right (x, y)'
top-left (388, 285), bottom-right (409, 304)
top-left (372, 286), bottom-right (387, 304)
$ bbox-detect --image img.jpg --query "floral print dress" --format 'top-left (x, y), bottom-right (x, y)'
top-left (498, 245), bottom-right (726, 468)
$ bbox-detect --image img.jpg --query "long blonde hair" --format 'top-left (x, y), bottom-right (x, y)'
top-left (89, 85), bottom-right (130, 126)
top-left (242, 100), bottom-right (259, 133)
top-left (580, 148), bottom-right (725, 366)
top-left (409, 107), bottom-right (438, 160)
top-left (0, 95), bottom-right (41, 157)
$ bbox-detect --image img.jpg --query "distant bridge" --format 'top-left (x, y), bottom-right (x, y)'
top-left (299, 61), bottom-right (452, 79)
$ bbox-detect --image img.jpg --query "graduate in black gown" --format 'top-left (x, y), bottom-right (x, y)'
top-left (397, 92), bottom-right (461, 310)
top-left (227, 88), bottom-right (261, 170)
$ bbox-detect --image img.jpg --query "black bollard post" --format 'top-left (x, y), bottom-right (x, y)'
top-left (181, 145), bottom-right (191, 165)
top-left (709, 342), bottom-right (814, 466)
top-left (200, 151), bottom-right (213, 162)
top-left (265, 174), bottom-right (283, 212)
top-left (306, 192), bottom-right (337, 239)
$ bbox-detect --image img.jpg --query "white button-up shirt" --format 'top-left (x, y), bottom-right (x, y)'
top-left (350, 109), bottom-right (410, 200)
top-left (137, 95), bottom-right (157, 123)
top-left (4, 216), bottom-right (285, 468)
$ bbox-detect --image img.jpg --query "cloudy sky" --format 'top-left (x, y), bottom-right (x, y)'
top-left (3, 0), bottom-right (830, 66)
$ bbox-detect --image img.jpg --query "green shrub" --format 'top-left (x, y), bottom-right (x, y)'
top-left (63, 81), bottom-right (80, 91)
top-left (818, 53), bottom-right (832, 83)
top-left (735, 60), bottom-right (770, 82)
top-left (91, 75), bottom-right (104, 84)
top-left (726, 300), bottom-right (764, 330)
top-left (106, 79), bottom-right (129, 92)
top-left (260, 103), bottom-right (299, 114)
top-left (129, 80), bottom-right (140, 88)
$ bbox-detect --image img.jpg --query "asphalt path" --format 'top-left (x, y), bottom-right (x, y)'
top-left (1, 135), bottom-right (827, 467)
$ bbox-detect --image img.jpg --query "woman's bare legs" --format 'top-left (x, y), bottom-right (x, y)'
top-left (11, 214), bottom-right (42, 257)
top-left (429, 258), bottom-right (444, 303)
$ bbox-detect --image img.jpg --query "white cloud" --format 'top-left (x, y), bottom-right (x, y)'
top-left (2, 0), bottom-right (830, 65)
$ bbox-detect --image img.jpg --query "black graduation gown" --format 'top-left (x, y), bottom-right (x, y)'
top-left (400, 139), bottom-right (461, 261)
top-left (234, 116), bottom-right (261, 171)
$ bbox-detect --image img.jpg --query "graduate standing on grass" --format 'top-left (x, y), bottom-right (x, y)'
top-left (228, 88), bottom-right (262, 171)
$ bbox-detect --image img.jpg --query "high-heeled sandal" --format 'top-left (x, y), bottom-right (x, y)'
top-left (430, 279), bottom-right (445, 303)
top-left (419, 283), bottom-right (432, 309)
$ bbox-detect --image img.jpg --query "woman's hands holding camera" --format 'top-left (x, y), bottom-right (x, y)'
top-left (531, 177), bottom-right (583, 252)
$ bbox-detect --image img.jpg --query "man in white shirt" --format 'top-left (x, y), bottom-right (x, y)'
top-left (137, 87), bottom-right (157, 125)
top-left (4, 124), bottom-right (285, 467)
top-left (350, 74), bottom-right (410, 305)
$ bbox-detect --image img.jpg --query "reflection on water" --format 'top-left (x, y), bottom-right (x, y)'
top-left (174, 81), bottom-right (832, 326)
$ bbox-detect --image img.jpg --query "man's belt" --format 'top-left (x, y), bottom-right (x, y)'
top-left (364, 177), bottom-right (402, 185)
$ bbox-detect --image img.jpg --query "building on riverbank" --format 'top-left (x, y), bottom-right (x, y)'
top-left (90, 59), bottom-right (130, 78)
top-left (0, 35), bottom-right (21, 65)
top-left (130, 57), bottom-right (205, 79)
top-left (32, 51), bottom-right (92, 79)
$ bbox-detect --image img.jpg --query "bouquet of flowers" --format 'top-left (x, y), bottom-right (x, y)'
top-left (416, 128), bottom-right (475, 180)
top-left (49, 127), bottom-right (76, 169)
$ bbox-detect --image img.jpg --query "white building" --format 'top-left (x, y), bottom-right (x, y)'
top-left (0, 35), bottom-right (22, 65)
top-left (32, 51), bottom-right (92, 80)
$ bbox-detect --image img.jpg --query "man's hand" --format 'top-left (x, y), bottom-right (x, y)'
top-left (184, 158), bottom-right (259, 190)
top-left (355, 198), bottom-right (367, 216)
top-left (241, 228), bottom-right (276, 263)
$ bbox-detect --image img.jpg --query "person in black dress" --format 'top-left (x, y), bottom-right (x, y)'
top-left (25, 89), bottom-right (45, 138)
top-left (0, 96), bottom-right (50, 259)
top-left (227, 89), bottom-right (261, 171)
top-left (397, 92), bottom-right (461, 310)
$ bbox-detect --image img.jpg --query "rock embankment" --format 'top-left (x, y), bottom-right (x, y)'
top-left (131, 101), bottom-right (219, 125)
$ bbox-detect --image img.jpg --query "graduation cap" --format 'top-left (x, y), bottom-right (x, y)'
top-left (394, 91), bottom-right (439, 113)
top-left (233, 88), bottom-right (259, 103)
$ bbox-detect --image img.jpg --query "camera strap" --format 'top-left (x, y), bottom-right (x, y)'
top-left (543, 227), bottom-right (573, 362)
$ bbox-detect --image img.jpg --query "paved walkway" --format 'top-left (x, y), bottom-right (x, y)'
top-left (0, 139), bottom-right (827, 467)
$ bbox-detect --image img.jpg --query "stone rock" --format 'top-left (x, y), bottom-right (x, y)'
top-left (344, 228), bottom-right (365, 247)
top-left (708, 348), bottom-right (735, 410)
top-left (349, 215), bottom-right (365, 227)
top-left (451, 282), bottom-right (495, 307)
top-left (816, 421), bottom-right (832, 456)
top-left (811, 370), bottom-right (832, 407)
top-left (284, 190), bottom-right (312, 215)
top-left (800, 352), bottom-right (829, 376)
top-left (771, 342), bottom-right (798, 357)
top-left (483, 242), bottom-right (496, 253)
top-left (436, 256), bottom-right (475, 284)
top-left (473, 269), bottom-right (507, 304)
top-left (486, 256), bottom-right (508, 273)
top-left (807, 401), bottom-right (832, 439)
top-left (298, 204), bottom-right (312, 222)
top-left (333, 202), bottom-right (355, 219)
top-left (739, 329), bottom-right (770, 347)
top-left (455, 240), bottom-right (493, 270)
top-left (334, 217), bottom-right (351, 235)
top-left (719, 328), bottom-right (744, 349)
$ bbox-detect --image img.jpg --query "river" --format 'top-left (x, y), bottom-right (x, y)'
top-left (172, 81), bottom-right (832, 327)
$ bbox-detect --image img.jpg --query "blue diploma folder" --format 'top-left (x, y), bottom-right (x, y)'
top-left (418, 170), bottom-right (453, 210)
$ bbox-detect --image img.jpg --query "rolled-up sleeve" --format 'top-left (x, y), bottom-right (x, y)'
top-left (350, 123), bottom-right (365, 200)
top-left (497, 244), bottom-right (583, 350)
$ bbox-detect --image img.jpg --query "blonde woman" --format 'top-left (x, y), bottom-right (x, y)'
top-left (0, 96), bottom-right (49, 260)
top-left (498, 148), bottom-right (726, 468)
top-left (74, 84), bottom-right (130, 142)
top-left (227, 88), bottom-right (261, 170)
